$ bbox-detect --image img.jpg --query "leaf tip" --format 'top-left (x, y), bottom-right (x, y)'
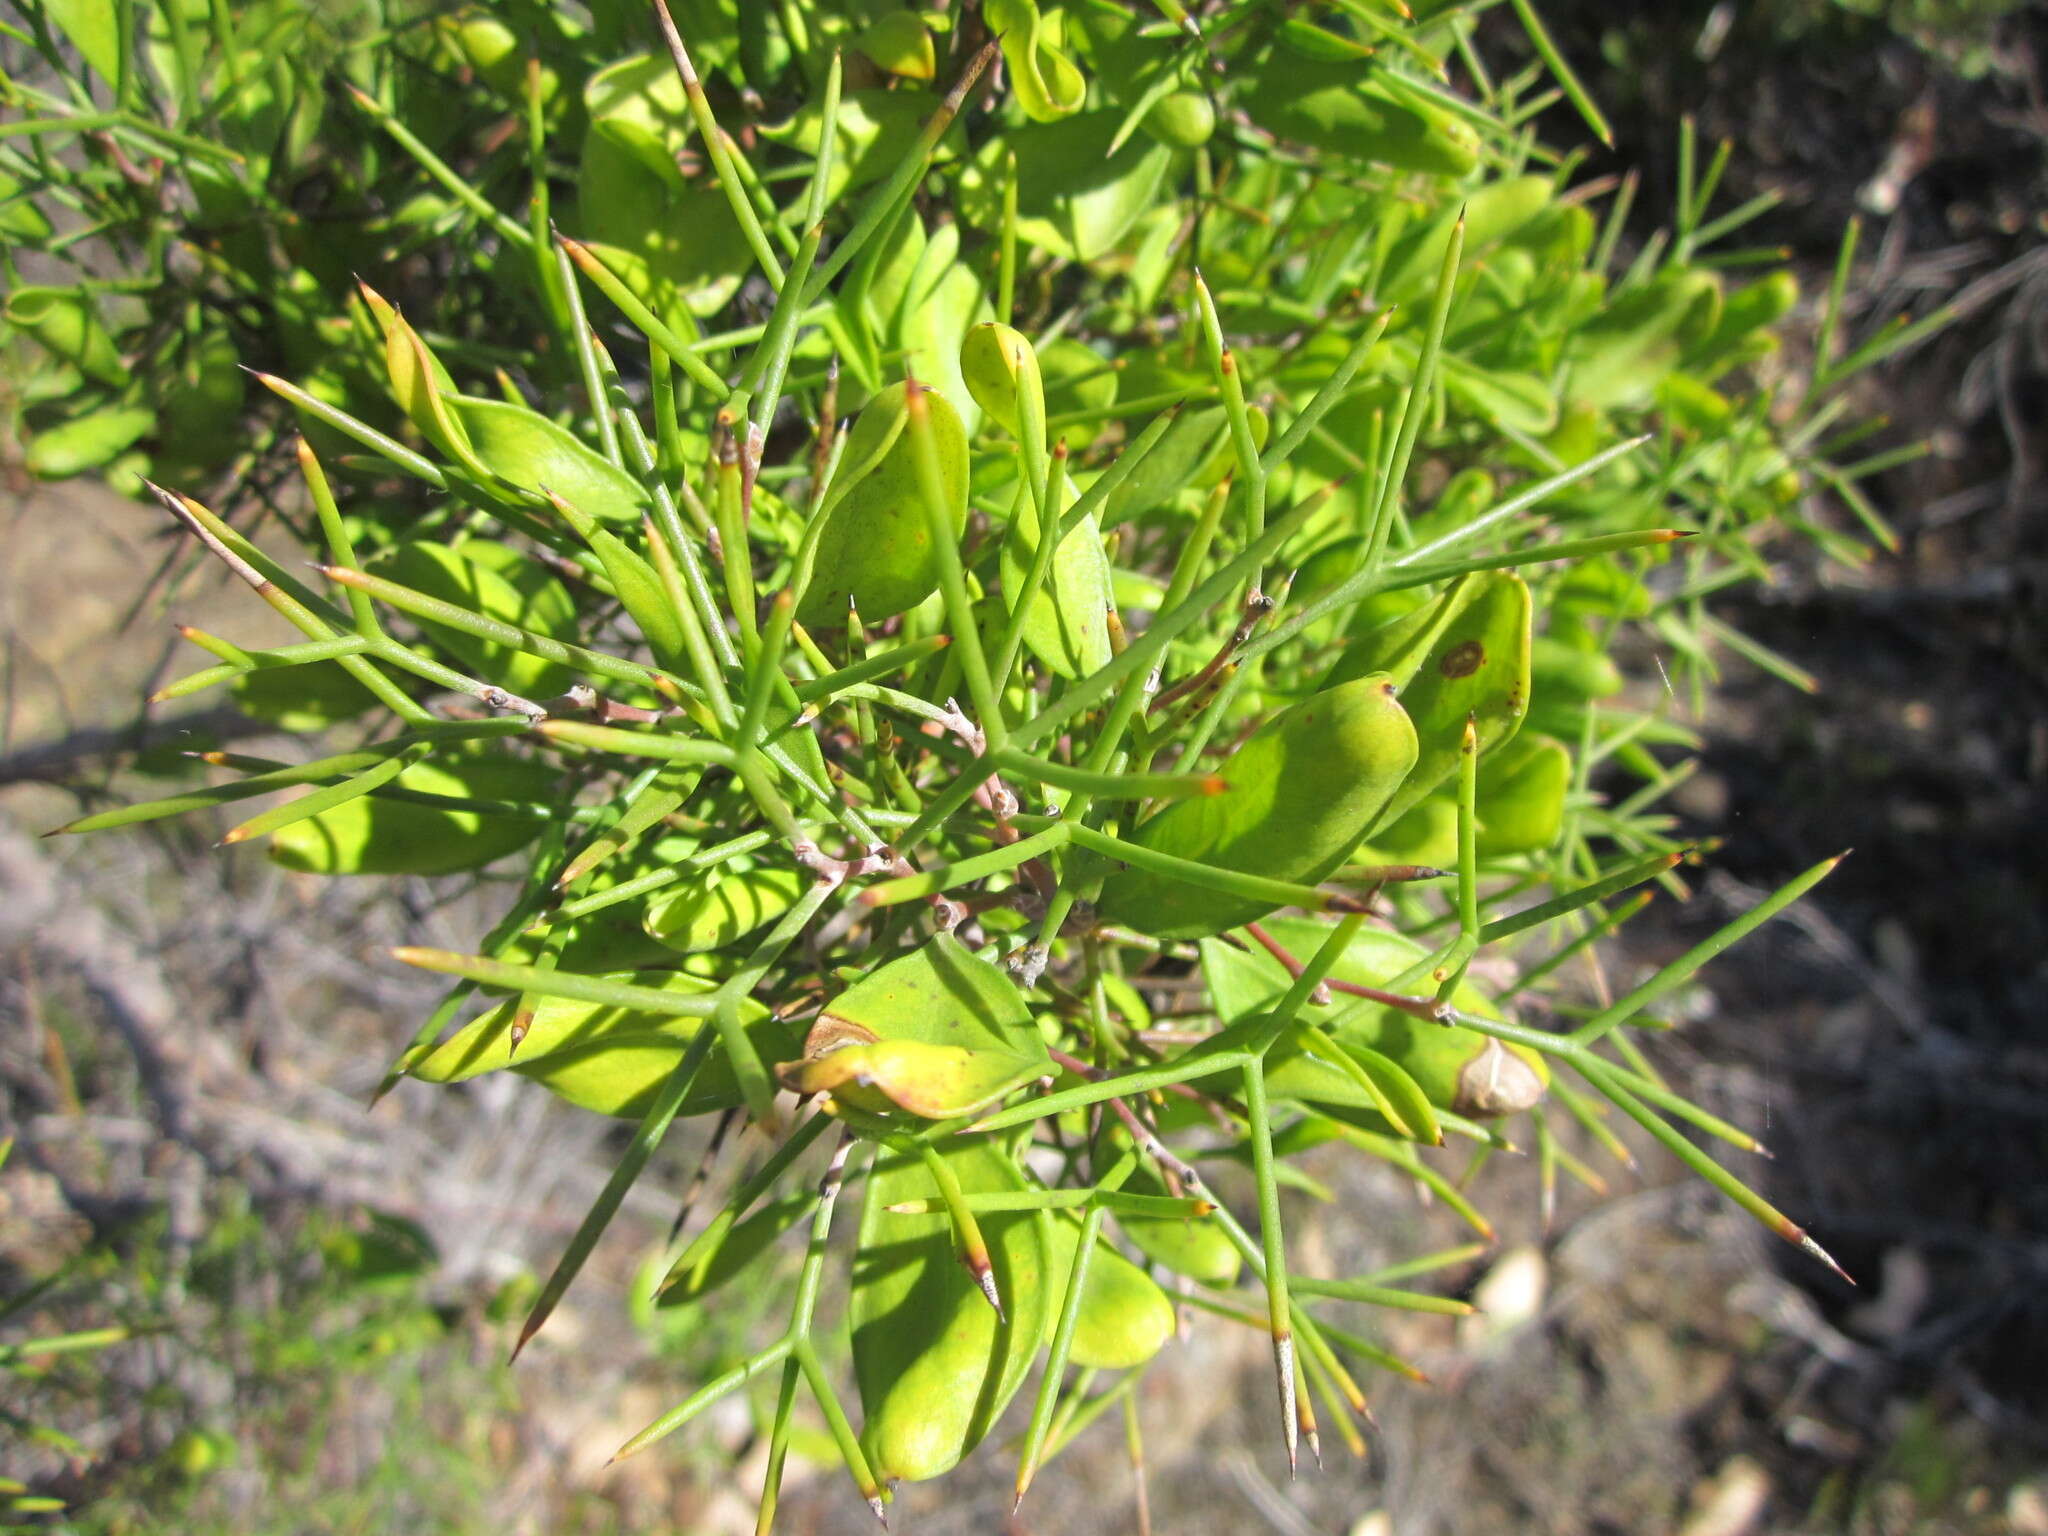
top-left (1274, 1331), bottom-right (1298, 1472)
top-left (1793, 1227), bottom-right (1855, 1286)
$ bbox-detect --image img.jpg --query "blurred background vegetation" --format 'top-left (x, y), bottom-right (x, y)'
top-left (4, 0), bottom-right (2044, 1532)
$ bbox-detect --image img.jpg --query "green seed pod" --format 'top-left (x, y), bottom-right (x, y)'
top-left (643, 865), bottom-right (804, 953)
top-left (1040, 1211), bottom-right (1177, 1369)
top-left (23, 405), bottom-right (154, 479)
top-left (1203, 917), bottom-right (1548, 1119)
top-left (795, 380), bottom-right (969, 628)
top-left (1142, 89), bottom-right (1215, 148)
top-left (403, 972), bottom-right (788, 1119)
top-left (959, 322), bottom-right (1043, 438)
top-left (852, 1141), bottom-right (1053, 1482)
top-left (163, 1428), bottom-right (236, 1481)
top-left (1096, 675), bottom-right (1419, 940)
top-left (268, 752), bottom-right (555, 876)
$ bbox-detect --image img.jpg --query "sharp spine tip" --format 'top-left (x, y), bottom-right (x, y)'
top-left (1274, 1333), bottom-right (1298, 1469)
top-left (975, 1266), bottom-right (1006, 1320)
top-left (1799, 1230), bottom-right (1855, 1285)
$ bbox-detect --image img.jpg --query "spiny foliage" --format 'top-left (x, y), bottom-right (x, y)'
top-left (9, 0), bottom-right (1934, 1524)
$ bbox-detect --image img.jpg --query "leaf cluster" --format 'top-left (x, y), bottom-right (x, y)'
top-left (7, 0), bottom-right (1939, 1524)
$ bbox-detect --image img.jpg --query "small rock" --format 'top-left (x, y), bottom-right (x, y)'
top-left (2009, 1480), bottom-right (2048, 1536)
top-left (1679, 1455), bottom-right (1771, 1536)
top-left (1458, 1244), bottom-right (1546, 1352)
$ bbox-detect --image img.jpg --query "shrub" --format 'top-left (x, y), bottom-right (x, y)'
top-left (13, 0), bottom-right (1935, 1524)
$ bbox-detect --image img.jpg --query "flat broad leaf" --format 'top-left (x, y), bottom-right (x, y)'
top-left (759, 88), bottom-right (930, 201)
top-left (1039, 1210), bottom-right (1177, 1369)
top-left (584, 53), bottom-right (694, 193)
top-left (777, 933), bottom-right (1050, 1118)
top-left (795, 381), bottom-right (969, 627)
top-left (999, 472), bottom-right (1117, 679)
top-left (852, 1140), bottom-right (1052, 1482)
top-left (450, 396), bottom-right (649, 522)
top-left (1330, 570), bottom-right (1533, 830)
top-left (1475, 732), bottom-right (1571, 855)
top-left (404, 970), bottom-right (787, 1120)
top-left (268, 752), bottom-right (555, 876)
top-left (1108, 1158), bottom-right (1240, 1284)
top-left (1095, 676), bottom-right (1417, 940)
top-left (970, 111), bottom-right (1176, 264)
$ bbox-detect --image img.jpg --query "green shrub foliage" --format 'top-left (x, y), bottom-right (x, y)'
top-left (11, 0), bottom-right (1924, 1522)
